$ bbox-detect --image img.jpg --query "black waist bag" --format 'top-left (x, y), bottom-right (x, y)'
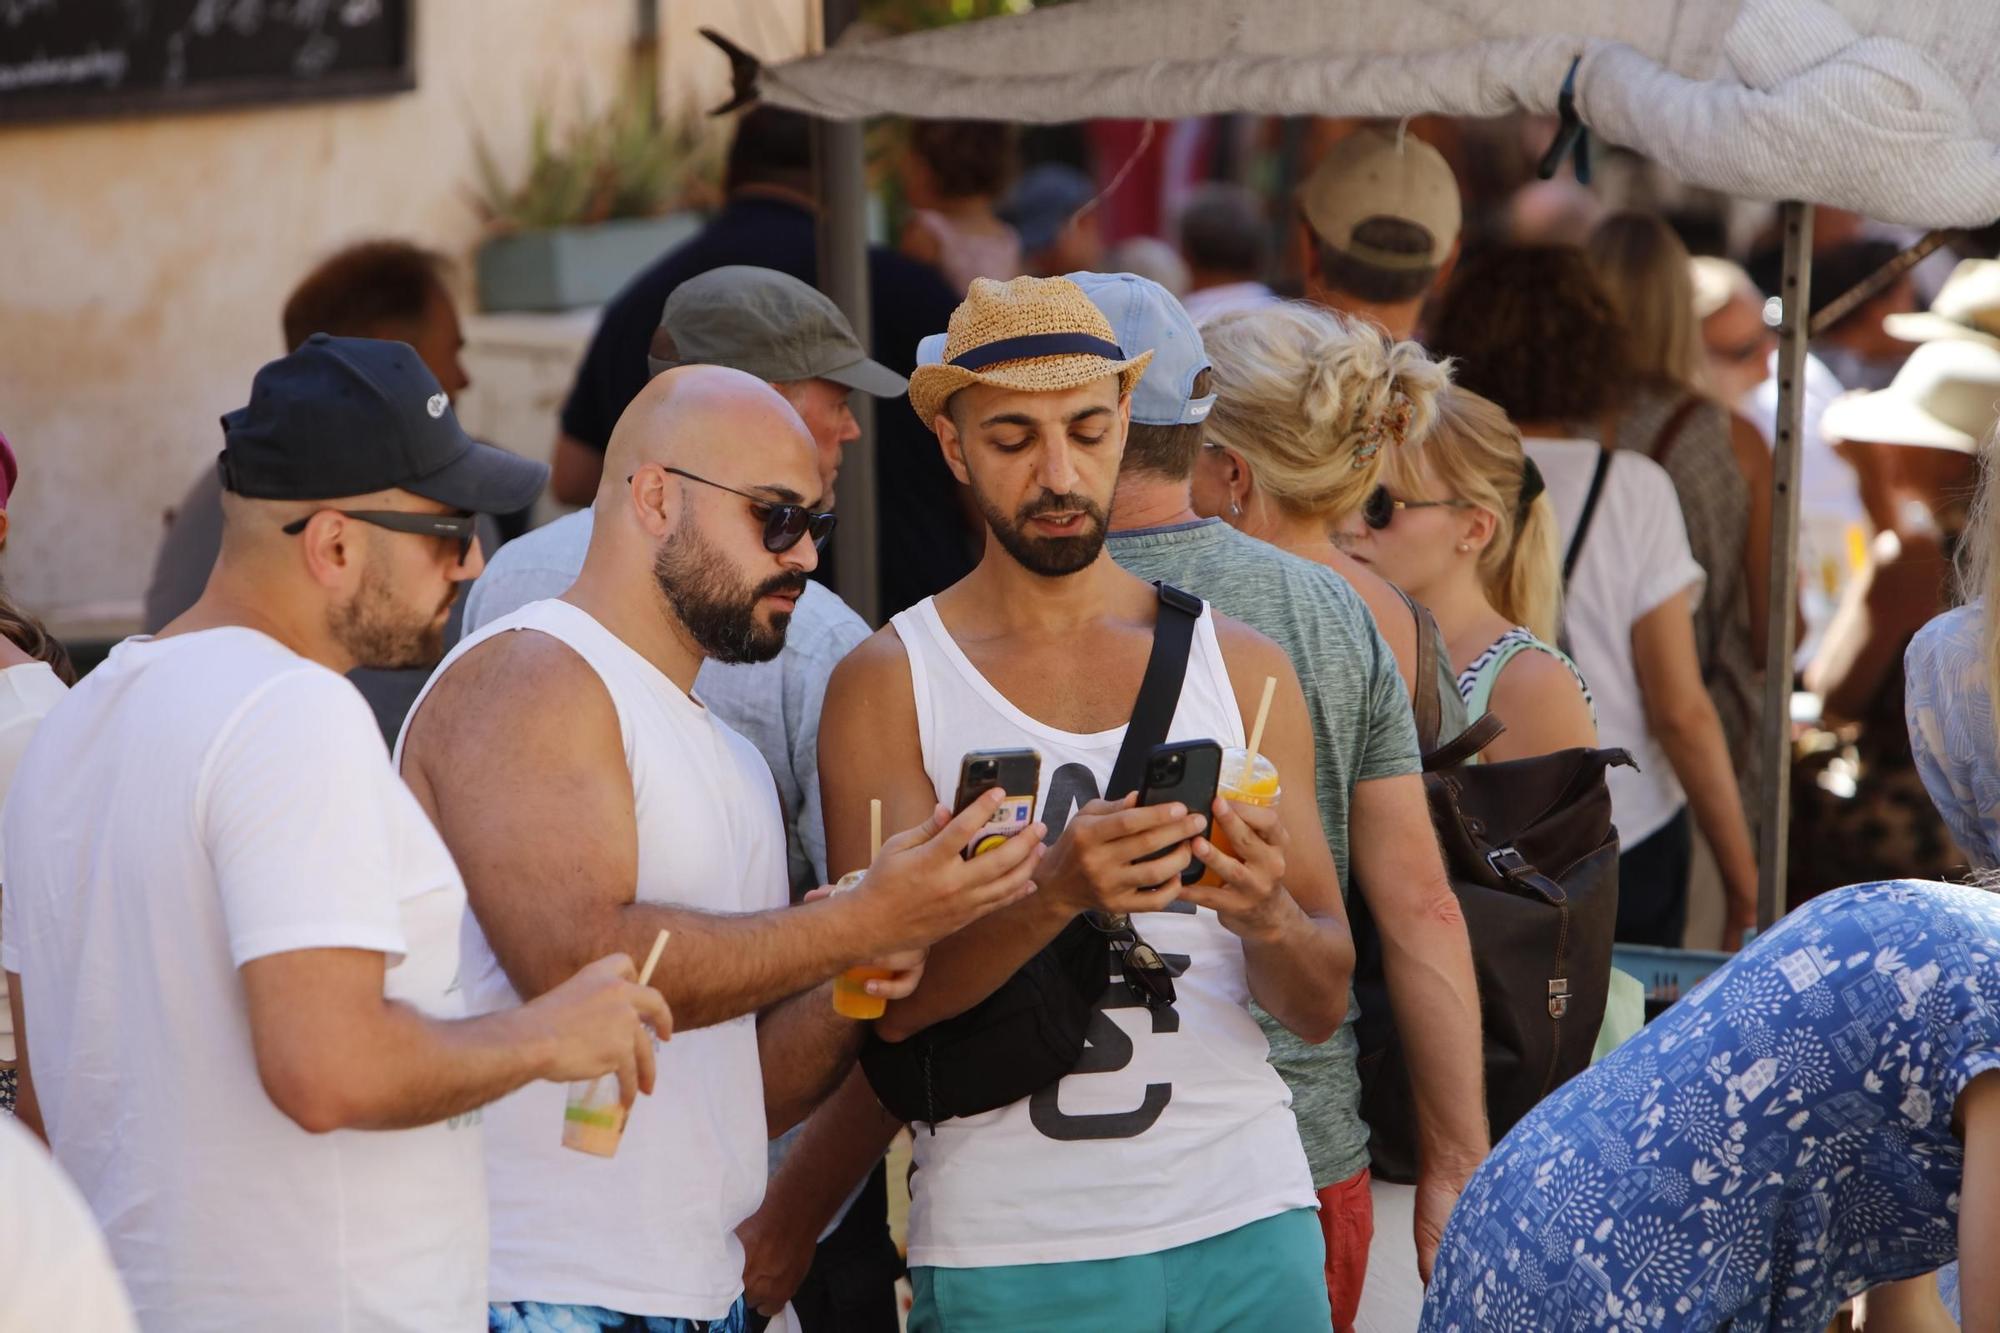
top-left (1352, 594), bottom-right (1632, 1182)
top-left (858, 583), bottom-right (1202, 1126)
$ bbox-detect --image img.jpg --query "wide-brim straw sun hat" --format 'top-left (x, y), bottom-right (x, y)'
top-left (908, 275), bottom-right (1153, 427)
top-left (1819, 337), bottom-right (2000, 453)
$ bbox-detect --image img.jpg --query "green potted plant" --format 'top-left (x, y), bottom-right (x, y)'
top-left (471, 75), bottom-right (721, 312)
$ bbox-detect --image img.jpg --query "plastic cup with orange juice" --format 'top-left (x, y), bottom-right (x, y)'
top-left (1201, 747), bottom-right (1280, 886)
top-left (830, 869), bottom-right (894, 1020)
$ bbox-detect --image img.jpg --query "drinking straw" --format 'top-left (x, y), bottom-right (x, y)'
top-left (578, 928), bottom-right (670, 1110)
top-left (870, 799), bottom-right (883, 860)
top-left (1246, 675), bottom-right (1277, 759)
top-left (637, 928), bottom-right (670, 988)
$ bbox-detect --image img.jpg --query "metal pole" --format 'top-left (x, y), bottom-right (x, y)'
top-left (1757, 201), bottom-right (1813, 929)
top-left (812, 0), bottom-right (880, 626)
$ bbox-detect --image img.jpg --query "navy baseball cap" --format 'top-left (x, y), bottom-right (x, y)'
top-left (1066, 271), bottom-right (1216, 427)
top-left (218, 334), bottom-right (547, 513)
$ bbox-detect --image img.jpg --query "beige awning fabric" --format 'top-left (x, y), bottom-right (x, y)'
top-left (729, 0), bottom-right (2000, 228)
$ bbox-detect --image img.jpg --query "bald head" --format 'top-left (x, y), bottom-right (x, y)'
top-left (600, 363), bottom-right (821, 509)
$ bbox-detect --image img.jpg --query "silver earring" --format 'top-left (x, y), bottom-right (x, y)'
top-left (1230, 501), bottom-right (1242, 517)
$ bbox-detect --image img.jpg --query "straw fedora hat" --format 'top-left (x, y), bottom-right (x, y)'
top-left (908, 275), bottom-right (1153, 427)
top-left (1884, 258), bottom-right (2000, 350)
top-left (1819, 337), bottom-right (2000, 453)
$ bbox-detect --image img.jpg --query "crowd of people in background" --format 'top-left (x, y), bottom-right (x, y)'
top-left (0, 103), bottom-right (1995, 1333)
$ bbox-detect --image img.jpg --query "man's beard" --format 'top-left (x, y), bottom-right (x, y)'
top-left (653, 523), bottom-right (802, 665)
top-left (975, 485), bottom-right (1109, 578)
top-left (329, 556), bottom-right (451, 671)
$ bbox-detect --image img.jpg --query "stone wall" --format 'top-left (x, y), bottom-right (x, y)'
top-left (0, 0), bottom-right (806, 626)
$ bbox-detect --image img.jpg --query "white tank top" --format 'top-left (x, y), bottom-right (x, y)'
top-left (397, 599), bottom-right (788, 1319)
top-left (891, 596), bottom-right (1316, 1270)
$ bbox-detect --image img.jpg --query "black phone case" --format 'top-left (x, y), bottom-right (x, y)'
top-left (953, 749), bottom-right (1041, 860)
top-left (1136, 739), bottom-right (1223, 886)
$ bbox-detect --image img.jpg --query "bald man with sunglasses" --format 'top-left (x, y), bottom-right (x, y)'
top-left (397, 365), bottom-right (1045, 1332)
top-left (463, 264), bottom-right (919, 1333)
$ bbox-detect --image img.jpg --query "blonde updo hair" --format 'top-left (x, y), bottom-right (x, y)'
top-left (1393, 386), bottom-right (1564, 644)
top-left (1203, 302), bottom-right (1450, 523)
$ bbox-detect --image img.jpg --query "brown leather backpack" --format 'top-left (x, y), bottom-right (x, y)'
top-left (1348, 598), bottom-right (1633, 1182)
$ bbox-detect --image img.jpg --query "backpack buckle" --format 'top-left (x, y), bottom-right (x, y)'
top-left (1486, 846), bottom-right (1530, 880)
top-left (1548, 977), bottom-right (1570, 1018)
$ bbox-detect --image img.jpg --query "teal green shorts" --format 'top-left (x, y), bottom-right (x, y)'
top-left (909, 1208), bottom-right (1330, 1333)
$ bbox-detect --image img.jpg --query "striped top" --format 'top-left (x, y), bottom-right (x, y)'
top-left (1455, 626), bottom-right (1595, 727)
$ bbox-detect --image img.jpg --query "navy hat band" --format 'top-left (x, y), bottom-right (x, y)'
top-left (949, 332), bottom-right (1126, 372)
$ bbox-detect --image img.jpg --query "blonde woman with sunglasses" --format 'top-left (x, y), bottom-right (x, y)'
top-left (1338, 387), bottom-right (1596, 763)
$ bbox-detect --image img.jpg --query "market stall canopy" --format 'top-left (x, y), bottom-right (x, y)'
top-left (714, 0), bottom-right (2000, 229)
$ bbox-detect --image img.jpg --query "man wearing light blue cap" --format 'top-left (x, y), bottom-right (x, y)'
top-left (1071, 271), bottom-right (1489, 1330)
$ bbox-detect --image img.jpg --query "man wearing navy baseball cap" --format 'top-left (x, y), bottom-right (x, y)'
top-left (2, 335), bottom-right (672, 1331)
top-left (208, 332), bottom-right (548, 672)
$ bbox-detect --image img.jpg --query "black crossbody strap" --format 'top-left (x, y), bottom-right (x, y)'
top-left (1561, 446), bottom-right (1614, 588)
top-left (1105, 583), bottom-right (1203, 801)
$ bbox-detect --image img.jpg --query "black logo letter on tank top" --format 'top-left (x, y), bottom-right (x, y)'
top-left (1028, 952), bottom-right (1190, 1141)
top-left (1039, 763), bottom-right (1101, 845)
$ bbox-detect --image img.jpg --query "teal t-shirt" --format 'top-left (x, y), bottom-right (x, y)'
top-left (1110, 519), bottom-right (1455, 1186)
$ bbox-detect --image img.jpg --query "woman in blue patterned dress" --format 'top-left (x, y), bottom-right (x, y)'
top-left (1419, 880), bottom-right (1999, 1332)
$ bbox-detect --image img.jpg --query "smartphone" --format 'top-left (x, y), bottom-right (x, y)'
top-left (952, 749), bottom-right (1042, 860)
top-left (1135, 739), bottom-right (1223, 886)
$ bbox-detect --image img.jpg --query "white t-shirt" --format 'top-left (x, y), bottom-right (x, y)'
top-left (890, 598), bottom-right (1316, 1269)
top-left (0, 1113), bottom-right (137, 1332)
top-left (1524, 439), bottom-right (1706, 845)
top-left (402, 599), bottom-right (789, 1319)
top-left (0, 629), bottom-right (485, 1332)
top-left (0, 660), bottom-right (68, 1064)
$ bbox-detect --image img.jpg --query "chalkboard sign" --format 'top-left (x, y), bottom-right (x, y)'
top-left (0, 0), bottom-right (415, 124)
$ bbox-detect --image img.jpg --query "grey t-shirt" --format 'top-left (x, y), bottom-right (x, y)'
top-left (1110, 518), bottom-right (1450, 1187)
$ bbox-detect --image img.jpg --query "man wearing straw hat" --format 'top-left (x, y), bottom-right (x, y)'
top-left (813, 275), bottom-right (1352, 1330)
top-left (1, 336), bottom-right (672, 1331)
top-left (398, 364), bottom-right (1047, 1333)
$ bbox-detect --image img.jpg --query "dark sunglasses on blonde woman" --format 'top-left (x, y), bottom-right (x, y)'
top-left (1361, 485), bottom-right (1472, 531)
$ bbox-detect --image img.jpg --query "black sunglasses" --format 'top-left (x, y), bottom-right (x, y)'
top-left (649, 467), bottom-right (836, 554)
top-left (1090, 912), bottom-right (1177, 1009)
top-left (1361, 485), bottom-right (1472, 531)
top-left (282, 508), bottom-right (478, 562)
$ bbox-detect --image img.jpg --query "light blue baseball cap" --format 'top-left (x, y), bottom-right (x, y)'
top-left (1064, 271), bottom-right (1216, 427)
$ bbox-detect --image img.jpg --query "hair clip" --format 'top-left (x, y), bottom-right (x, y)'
top-left (1353, 390), bottom-right (1415, 469)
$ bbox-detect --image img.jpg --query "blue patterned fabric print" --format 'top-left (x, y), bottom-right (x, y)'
top-left (1907, 603), bottom-right (2000, 868)
top-left (489, 1299), bottom-right (747, 1333)
top-left (1421, 881), bottom-right (2000, 1332)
